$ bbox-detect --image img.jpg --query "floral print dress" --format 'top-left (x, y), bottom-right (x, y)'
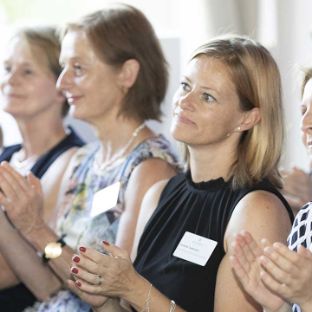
top-left (25, 135), bottom-right (178, 312)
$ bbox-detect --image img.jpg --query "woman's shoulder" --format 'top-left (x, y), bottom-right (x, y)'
top-left (132, 134), bottom-right (179, 165)
top-left (70, 141), bottom-right (100, 162)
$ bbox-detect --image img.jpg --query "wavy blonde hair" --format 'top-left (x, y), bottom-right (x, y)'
top-left (187, 35), bottom-right (284, 189)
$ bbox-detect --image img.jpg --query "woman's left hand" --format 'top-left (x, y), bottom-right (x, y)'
top-left (69, 242), bottom-right (138, 300)
top-left (0, 162), bottom-right (44, 235)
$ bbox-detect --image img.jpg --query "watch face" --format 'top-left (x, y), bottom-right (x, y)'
top-left (44, 242), bottom-right (63, 259)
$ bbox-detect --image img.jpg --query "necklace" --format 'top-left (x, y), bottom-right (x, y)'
top-left (97, 123), bottom-right (146, 171)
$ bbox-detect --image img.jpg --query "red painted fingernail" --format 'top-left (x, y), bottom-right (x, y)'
top-left (73, 256), bottom-right (80, 263)
top-left (103, 240), bottom-right (110, 246)
top-left (76, 281), bottom-right (81, 287)
top-left (79, 246), bottom-right (86, 252)
top-left (71, 267), bottom-right (78, 274)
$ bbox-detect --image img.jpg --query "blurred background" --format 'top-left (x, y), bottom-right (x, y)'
top-left (0, 0), bottom-right (312, 169)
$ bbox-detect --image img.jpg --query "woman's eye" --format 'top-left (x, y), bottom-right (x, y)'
top-left (2, 63), bottom-right (11, 74)
top-left (73, 64), bottom-right (83, 76)
top-left (23, 69), bottom-right (33, 75)
top-left (301, 105), bottom-right (307, 116)
top-left (180, 81), bottom-right (190, 92)
top-left (201, 93), bottom-right (216, 103)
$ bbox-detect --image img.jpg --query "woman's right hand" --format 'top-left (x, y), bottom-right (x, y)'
top-left (0, 162), bottom-right (45, 236)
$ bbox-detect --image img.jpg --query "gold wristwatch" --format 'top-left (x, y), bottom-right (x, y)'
top-left (41, 236), bottom-right (66, 263)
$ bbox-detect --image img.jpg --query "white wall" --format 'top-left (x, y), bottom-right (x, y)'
top-left (1, 0), bottom-right (312, 170)
top-left (275, 0), bottom-right (312, 170)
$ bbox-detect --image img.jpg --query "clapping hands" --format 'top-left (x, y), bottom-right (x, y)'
top-left (230, 230), bottom-right (312, 312)
top-left (0, 162), bottom-right (44, 236)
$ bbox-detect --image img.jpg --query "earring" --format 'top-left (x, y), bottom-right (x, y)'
top-left (237, 126), bottom-right (241, 131)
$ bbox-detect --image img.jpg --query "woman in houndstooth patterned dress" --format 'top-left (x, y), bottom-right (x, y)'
top-left (230, 68), bottom-right (312, 312)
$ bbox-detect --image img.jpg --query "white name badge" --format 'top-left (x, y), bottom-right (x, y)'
top-left (91, 182), bottom-right (121, 218)
top-left (173, 231), bottom-right (217, 266)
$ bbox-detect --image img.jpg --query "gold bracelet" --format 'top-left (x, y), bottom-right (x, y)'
top-left (169, 300), bottom-right (176, 312)
top-left (140, 283), bottom-right (152, 312)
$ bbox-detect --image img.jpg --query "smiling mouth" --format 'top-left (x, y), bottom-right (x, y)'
top-left (67, 96), bottom-right (83, 104)
top-left (174, 113), bottom-right (196, 126)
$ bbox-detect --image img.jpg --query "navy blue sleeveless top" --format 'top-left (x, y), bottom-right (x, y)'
top-left (0, 127), bottom-right (84, 311)
top-left (134, 171), bottom-right (293, 312)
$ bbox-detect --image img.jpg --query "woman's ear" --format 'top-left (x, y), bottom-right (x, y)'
top-left (117, 59), bottom-right (140, 89)
top-left (239, 107), bottom-right (261, 131)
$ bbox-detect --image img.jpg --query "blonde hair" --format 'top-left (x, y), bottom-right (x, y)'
top-left (13, 26), bottom-right (69, 116)
top-left (190, 35), bottom-right (283, 188)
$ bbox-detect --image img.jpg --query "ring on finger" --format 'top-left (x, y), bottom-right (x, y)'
top-left (95, 275), bottom-right (102, 285)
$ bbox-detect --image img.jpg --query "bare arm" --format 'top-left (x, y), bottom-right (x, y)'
top-left (0, 149), bottom-right (77, 298)
top-left (0, 235), bottom-right (19, 289)
top-left (214, 191), bottom-right (292, 312)
top-left (130, 178), bottom-right (170, 260)
top-left (0, 209), bottom-right (61, 300)
top-left (116, 158), bottom-right (176, 253)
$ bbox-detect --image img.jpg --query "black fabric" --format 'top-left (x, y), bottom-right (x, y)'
top-left (0, 127), bottom-right (84, 311)
top-left (134, 171), bottom-right (293, 312)
top-left (0, 284), bottom-right (38, 311)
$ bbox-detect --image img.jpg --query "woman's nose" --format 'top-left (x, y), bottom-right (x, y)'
top-left (5, 71), bottom-right (20, 86)
top-left (56, 68), bottom-right (71, 92)
top-left (177, 91), bottom-right (196, 112)
top-left (301, 106), bottom-right (312, 134)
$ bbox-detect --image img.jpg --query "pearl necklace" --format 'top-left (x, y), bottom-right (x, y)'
top-left (97, 123), bottom-right (146, 171)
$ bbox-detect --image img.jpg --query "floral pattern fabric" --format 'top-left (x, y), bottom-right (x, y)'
top-left (25, 135), bottom-right (178, 312)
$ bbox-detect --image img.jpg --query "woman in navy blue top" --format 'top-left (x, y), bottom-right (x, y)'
top-left (0, 26), bottom-right (84, 311)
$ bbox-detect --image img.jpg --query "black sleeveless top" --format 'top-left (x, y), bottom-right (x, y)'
top-left (134, 172), bottom-right (293, 312)
top-left (0, 127), bottom-right (84, 311)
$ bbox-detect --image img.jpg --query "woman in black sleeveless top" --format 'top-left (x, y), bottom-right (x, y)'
top-left (0, 26), bottom-right (84, 311)
top-left (66, 35), bottom-right (293, 312)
